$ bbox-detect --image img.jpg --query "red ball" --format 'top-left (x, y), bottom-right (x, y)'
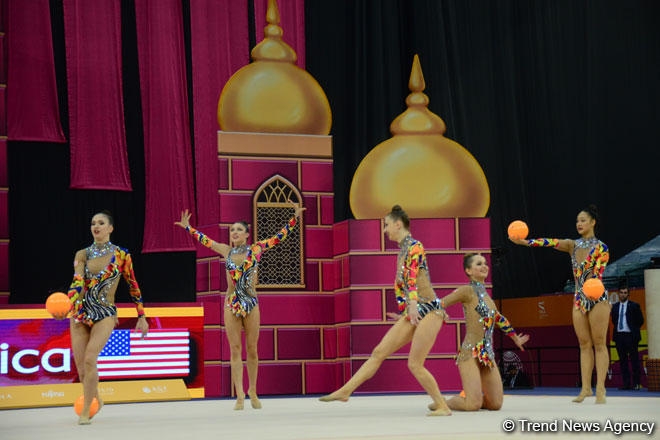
top-left (73, 395), bottom-right (99, 417)
top-left (45, 292), bottom-right (71, 319)
top-left (507, 220), bottom-right (529, 240)
top-left (582, 278), bottom-right (605, 300)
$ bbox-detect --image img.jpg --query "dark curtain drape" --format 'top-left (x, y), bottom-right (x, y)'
top-left (63, 0), bottom-right (132, 191)
top-left (305, 0), bottom-right (660, 298)
top-left (189, 0), bottom-right (249, 226)
top-left (6, 0), bottom-right (65, 142)
top-left (134, 0), bottom-right (196, 252)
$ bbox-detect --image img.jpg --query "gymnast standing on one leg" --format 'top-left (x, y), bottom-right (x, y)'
top-left (67, 211), bottom-right (149, 425)
top-left (320, 205), bottom-right (451, 416)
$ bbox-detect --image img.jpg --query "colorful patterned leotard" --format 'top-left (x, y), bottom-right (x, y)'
top-left (442, 281), bottom-right (517, 368)
top-left (67, 244), bottom-right (144, 327)
top-left (226, 217), bottom-right (297, 317)
top-left (528, 236), bottom-right (609, 313)
top-left (395, 235), bottom-right (442, 318)
top-left (187, 217), bottom-right (298, 317)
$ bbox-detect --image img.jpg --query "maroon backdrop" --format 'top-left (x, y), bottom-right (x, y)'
top-left (135, 0), bottom-right (196, 252)
top-left (189, 0), bottom-right (249, 227)
top-left (6, 0), bottom-right (65, 143)
top-left (63, 0), bottom-right (132, 191)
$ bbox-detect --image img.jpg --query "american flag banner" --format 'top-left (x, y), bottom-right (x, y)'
top-left (97, 329), bottom-right (190, 379)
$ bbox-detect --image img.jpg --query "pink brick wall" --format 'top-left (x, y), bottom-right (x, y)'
top-left (231, 159), bottom-right (298, 190)
top-left (204, 137), bottom-right (491, 397)
top-left (206, 146), bottom-right (338, 397)
top-left (349, 358), bottom-right (461, 393)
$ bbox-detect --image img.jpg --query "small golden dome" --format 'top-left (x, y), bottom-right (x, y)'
top-left (218, 0), bottom-right (331, 135)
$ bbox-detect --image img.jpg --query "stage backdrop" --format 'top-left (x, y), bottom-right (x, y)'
top-left (3, 0), bottom-right (659, 305)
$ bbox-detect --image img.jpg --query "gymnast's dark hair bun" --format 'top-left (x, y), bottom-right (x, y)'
top-left (388, 205), bottom-right (410, 229)
top-left (582, 204), bottom-right (600, 222)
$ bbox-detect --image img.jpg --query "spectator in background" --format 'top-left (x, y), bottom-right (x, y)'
top-left (611, 281), bottom-right (645, 390)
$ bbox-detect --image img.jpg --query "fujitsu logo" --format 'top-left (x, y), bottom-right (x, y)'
top-left (0, 343), bottom-right (71, 374)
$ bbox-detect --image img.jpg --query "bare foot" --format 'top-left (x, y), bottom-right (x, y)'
top-left (427, 398), bottom-right (451, 416)
top-left (427, 407), bottom-right (452, 416)
top-left (234, 397), bottom-right (245, 410)
top-left (77, 416), bottom-right (91, 425)
top-left (595, 387), bottom-right (606, 404)
top-left (249, 395), bottom-right (262, 409)
top-left (572, 389), bottom-right (593, 403)
top-left (318, 392), bottom-right (349, 402)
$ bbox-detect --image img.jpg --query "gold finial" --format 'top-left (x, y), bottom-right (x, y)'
top-left (251, 0), bottom-right (297, 63)
top-left (389, 54), bottom-right (446, 135)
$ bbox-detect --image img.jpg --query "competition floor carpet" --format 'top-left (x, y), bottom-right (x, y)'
top-left (2, 388), bottom-right (659, 439)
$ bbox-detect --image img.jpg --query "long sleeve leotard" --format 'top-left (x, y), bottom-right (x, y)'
top-left (528, 236), bottom-right (609, 313)
top-left (395, 235), bottom-right (443, 318)
top-left (68, 244), bottom-right (144, 326)
top-left (187, 217), bottom-right (298, 317)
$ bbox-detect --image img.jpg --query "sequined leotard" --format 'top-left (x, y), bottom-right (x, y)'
top-left (395, 235), bottom-right (443, 319)
top-left (67, 243), bottom-right (144, 327)
top-left (441, 281), bottom-right (517, 368)
top-left (187, 217), bottom-right (298, 317)
top-left (528, 236), bottom-right (609, 313)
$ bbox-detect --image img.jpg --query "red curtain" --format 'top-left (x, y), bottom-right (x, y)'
top-left (63, 0), bottom-right (132, 190)
top-left (6, 0), bottom-right (65, 142)
top-left (135, 0), bottom-right (196, 252)
top-left (254, 0), bottom-right (306, 68)
top-left (189, 0), bottom-right (249, 226)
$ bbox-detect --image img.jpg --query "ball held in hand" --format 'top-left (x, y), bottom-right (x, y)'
top-left (582, 278), bottom-right (605, 300)
top-left (507, 220), bottom-right (529, 240)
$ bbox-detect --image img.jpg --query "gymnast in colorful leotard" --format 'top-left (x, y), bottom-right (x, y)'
top-left (510, 204), bottom-right (610, 404)
top-left (176, 200), bottom-right (305, 411)
top-left (66, 211), bottom-right (149, 425)
top-left (320, 205), bottom-right (452, 416)
top-left (439, 253), bottom-right (529, 411)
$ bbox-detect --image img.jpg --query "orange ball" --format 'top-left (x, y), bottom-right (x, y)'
top-left (507, 220), bottom-right (529, 240)
top-left (582, 278), bottom-right (605, 300)
top-left (459, 390), bottom-right (466, 398)
top-left (73, 395), bottom-right (99, 417)
top-left (45, 292), bottom-right (71, 319)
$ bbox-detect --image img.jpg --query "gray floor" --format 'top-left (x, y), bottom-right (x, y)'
top-left (1, 390), bottom-right (658, 439)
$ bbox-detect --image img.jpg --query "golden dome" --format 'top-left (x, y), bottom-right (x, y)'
top-left (349, 55), bottom-right (490, 219)
top-left (217, 0), bottom-right (331, 135)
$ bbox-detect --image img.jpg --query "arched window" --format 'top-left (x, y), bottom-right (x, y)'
top-left (253, 175), bottom-right (304, 288)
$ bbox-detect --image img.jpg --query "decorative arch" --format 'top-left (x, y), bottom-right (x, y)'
top-left (253, 175), bottom-right (305, 288)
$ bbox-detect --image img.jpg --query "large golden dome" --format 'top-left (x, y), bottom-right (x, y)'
top-left (349, 55), bottom-right (490, 219)
top-left (218, 0), bottom-right (331, 135)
